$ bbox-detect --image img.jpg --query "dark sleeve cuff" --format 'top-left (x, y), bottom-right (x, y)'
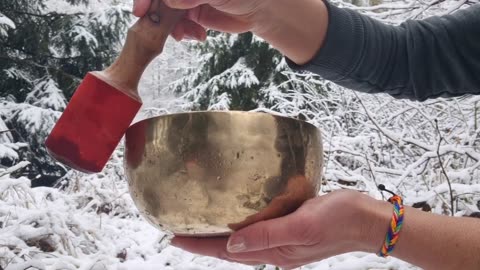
top-left (286, 1), bottom-right (366, 81)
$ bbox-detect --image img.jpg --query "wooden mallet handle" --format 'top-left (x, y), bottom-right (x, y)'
top-left (99, 0), bottom-right (185, 99)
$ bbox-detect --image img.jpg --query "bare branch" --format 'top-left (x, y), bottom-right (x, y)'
top-left (435, 119), bottom-right (455, 216)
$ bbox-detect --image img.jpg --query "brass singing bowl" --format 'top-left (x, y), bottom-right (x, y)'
top-left (124, 111), bottom-right (323, 236)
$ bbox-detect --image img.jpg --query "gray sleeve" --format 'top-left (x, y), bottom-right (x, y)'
top-left (287, 3), bottom-right (480, 101)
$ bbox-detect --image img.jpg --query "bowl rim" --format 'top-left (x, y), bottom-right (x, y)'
top-left (129, 110), bottom-right (319, 131)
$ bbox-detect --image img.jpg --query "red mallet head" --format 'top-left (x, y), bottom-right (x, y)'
top-left (45, 73), bottom-right (142, 173)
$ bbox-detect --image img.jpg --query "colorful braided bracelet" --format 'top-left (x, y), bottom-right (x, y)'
top-left (377, 185), bottom-right (405, 258)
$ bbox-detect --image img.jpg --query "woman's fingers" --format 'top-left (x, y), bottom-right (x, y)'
top-left (171, 236), bottom-right (275, 266)
top-left (134, 1), bottom-right (251, 37)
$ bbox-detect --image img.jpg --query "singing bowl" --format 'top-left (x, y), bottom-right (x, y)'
top-left (124, 111), bottom-right (323, 236)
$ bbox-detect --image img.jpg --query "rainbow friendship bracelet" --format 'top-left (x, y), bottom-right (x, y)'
top-left (377, 185), bottom-right (405, 258)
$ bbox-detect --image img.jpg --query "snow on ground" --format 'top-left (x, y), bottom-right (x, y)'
top-left (0, 167), bottom-right (419, 270)
top-left (120, 249), bottom-right (418, 270)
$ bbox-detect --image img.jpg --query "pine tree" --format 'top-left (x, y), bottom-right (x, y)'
top-left (169, 32), bottom-right (328, 112)
top-left (0, 0), bottom-right (131, 186)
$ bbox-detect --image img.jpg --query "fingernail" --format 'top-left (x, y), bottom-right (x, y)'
top-left (227, 236), bottom-right (246, 253)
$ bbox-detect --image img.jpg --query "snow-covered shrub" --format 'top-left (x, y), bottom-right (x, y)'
top-left (0, 148), bottom-right (169, 270)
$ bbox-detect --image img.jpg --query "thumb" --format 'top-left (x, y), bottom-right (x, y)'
top-left (226, 213), bottom-right (307, 253)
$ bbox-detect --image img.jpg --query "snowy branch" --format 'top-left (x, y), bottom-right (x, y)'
top-left (0, 161), bottom-right (30, 178)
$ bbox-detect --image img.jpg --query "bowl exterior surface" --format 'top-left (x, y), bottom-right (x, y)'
top-left (124, 111), bottom-right (323, 236)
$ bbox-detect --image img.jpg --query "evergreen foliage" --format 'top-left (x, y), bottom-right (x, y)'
top-left (0, 0), bottom-right (131, 185)
top-left (170, 32), bottom-right (328, 111)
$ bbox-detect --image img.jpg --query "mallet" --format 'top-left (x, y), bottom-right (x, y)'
top-left (46, 0), bottom-right (184, 173)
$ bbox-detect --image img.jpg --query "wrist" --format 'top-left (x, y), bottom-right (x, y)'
top-left (323, 191), bottom-right (391, 254)
top-left (252, 0), bottom-right (328, 65)
top-left (352, 194), bottom-right (393, 254)
top-left (349, 193), bottom-right (393, 253)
